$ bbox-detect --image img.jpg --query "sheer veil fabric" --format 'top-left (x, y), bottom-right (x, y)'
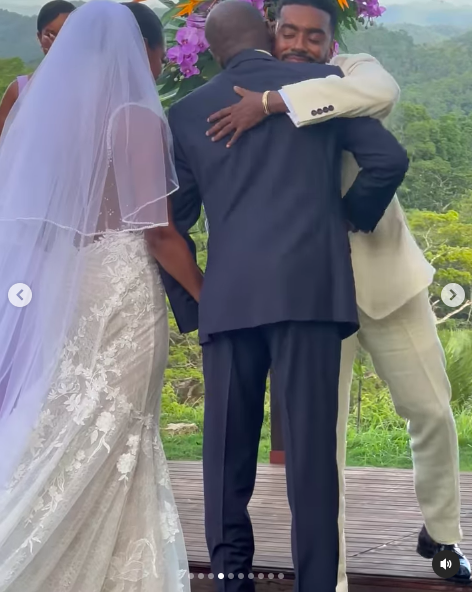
top-left (0, 0), bottom-right (177, 488)
top-left (0, 2), bottom-right (190, 590)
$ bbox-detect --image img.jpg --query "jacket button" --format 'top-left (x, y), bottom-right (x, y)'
top-left (323, 106), bottom-right (329, 113)
top-left (311, 109), bottom-right (317, 116)
top-left (317, 108), bottom-right (323, 115)
top-left (328, 105), bottom-right (334, 111)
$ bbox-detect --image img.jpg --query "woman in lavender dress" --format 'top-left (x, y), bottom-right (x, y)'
top-left (0, 0), bottom-right (75, 135)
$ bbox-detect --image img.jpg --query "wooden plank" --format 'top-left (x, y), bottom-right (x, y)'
top-left (269, 382), bottom-right (284, 465)
top-left (169, 462), bottom-right (472, 589)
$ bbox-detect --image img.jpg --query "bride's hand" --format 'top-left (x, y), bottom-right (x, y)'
top-left (145, 226), bottom-right (203, 303)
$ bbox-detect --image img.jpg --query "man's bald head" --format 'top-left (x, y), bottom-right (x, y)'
top-left (205, 0), bottom-right (272, 67)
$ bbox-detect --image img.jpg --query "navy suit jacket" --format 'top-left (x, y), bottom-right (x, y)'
top-left (162, 50), bottom-right (409, 342)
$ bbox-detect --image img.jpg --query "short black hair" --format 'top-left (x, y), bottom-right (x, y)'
top-left (122, 2), bottom-right (164, 50)
top-left (276, 0), bottom-right (338, 34)
top-left (37, 0), bottom-right (75, 33)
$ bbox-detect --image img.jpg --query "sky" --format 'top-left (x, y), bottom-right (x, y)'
top-left (381, 0), bottom-right (472, 4)
top-left (3, 0), bottom-right (472, 10)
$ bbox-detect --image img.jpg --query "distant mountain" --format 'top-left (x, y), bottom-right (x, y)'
top-left (0, 9), bottom-right (41, 63)
top-left (344, 25), bottom-right (472, 117)
top-left (385, 22), bottom-right (467, 44)
top-left (379, 0), bottom-right (472, 28)
top-left (0, 2), bottom-right (166, 63)
top-left (0, 0), bottom-right (168, 15)
top-left (0, 3), bottom-right (41, 15)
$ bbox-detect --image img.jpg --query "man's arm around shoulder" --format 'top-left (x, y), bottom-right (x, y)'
top-left (280, 54), bottom-right (400, 127)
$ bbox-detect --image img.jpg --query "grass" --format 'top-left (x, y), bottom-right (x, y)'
top-left (160, 381), bottom-right (472, 471)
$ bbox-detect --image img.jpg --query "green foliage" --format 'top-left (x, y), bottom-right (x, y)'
top-left (439, 330), bottom-right (472, 406)
top-left (160, 352), bottom-right (472, 470)
top-left (0, 57), bottom-right (30, 98)
top-left (165, 312), bottom-right (203, 407)
top-left (386, 23), bottom-right (464, 46)
top-left (1, 10), bottom-right (469, 469)
top-left (388, 103), bottom-right (472, 212)
top-left (407, 209), bottom-right (472, 322)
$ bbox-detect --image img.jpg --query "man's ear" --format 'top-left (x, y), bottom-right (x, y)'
top-left (209, 48), bottom-right (223, 68)
top-left (327, 39), bottom-right (336, 62)
top-left (266, 19), bottom-right (276, 51)
top-left (265, 19), bottom-right (276, 35)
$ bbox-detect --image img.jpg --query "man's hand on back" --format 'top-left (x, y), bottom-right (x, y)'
top-left (206, 87), bottom-right (288, 147)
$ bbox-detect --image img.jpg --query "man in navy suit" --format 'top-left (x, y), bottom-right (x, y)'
top-left (152, 2), bottom-right (408, 590)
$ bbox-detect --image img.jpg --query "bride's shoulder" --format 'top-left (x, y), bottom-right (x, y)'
top-left (107, 102), bottom-right (161, 147)
top-left (109, 102), bottom-right (155, 125)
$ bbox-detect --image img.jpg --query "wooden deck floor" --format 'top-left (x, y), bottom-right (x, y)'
top-left (169, 461), bottom-right (472, 591)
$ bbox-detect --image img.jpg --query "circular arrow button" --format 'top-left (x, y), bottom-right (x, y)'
top-left (8, 283), bottom-right (33, 308)
top-left (441, 283), bottom-right (465, 308)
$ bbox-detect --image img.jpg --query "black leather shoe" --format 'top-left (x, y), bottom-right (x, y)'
top-left (417, 525), bottom-right (471, 583)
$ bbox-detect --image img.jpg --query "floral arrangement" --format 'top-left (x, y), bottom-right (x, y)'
top-left (156, 0), bottom-right (385, 104)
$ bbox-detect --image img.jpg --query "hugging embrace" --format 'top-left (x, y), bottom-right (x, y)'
top-left (0, 1), bottom-right (467, 592)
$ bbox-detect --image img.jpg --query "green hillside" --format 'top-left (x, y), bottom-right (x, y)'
top-left (0, 13), bottom-right (471, 467)
top-left (386, 22), bottom-right (465, 45)
top-left (379, 0), bottom-right (472, 28)
top-left (345, 25), bottom-right (472, 117)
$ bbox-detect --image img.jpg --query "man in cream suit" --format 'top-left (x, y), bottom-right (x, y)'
top-left (206, 0), bottom-right (470, 587)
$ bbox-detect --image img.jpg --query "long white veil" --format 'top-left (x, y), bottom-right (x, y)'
top-left (0, 0), bottom-right (177, 489)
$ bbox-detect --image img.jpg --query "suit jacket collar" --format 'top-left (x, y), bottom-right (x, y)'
top-left (225, 49), bottom-right (275, 70)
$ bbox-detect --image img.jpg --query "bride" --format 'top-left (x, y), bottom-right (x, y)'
top-left (0, 2), bottom-right (200, 590)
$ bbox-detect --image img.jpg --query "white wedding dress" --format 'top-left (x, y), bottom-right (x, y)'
top-left (0, 4), bottom-right (188, 590)
top-left (0, 232), bottom-right (190, 592)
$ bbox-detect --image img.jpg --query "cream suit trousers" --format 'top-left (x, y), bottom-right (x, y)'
top-left (336, 289), bottom-right (461, 592)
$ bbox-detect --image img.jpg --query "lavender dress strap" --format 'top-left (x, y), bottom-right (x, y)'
top-left (17, 75), bottom-right (29, 94)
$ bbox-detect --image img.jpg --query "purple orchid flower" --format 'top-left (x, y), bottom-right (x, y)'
top-left (194, 27), bottom-right (210, 52)
top-left (180, 59), bottom-right (200, 77)
top-left (176, 26), bottom-right (200, 47)
top-left (356, 0), bottom-right (385, 19)
top-left (167, 44), bottom-right (199, 66)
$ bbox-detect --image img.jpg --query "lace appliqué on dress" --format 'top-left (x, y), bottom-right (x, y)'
top-left (0, 233), bottom-right (189, 592)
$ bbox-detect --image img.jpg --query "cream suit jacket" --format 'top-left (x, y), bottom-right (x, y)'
top-left (280, 53), bottom-right (435, 319)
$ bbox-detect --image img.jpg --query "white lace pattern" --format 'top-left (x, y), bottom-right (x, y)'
top-left (0, 233), bottom-right (190, 592)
